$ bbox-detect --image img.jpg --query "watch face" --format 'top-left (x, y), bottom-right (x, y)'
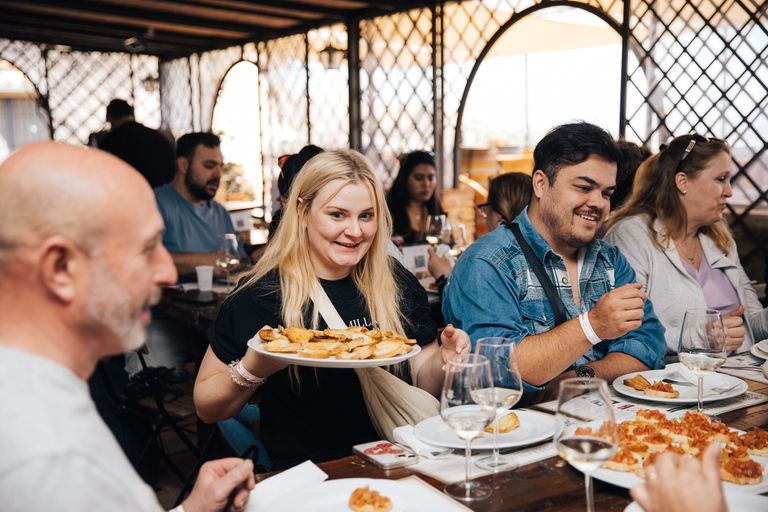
top-left (576, 366), bottom-right (595, 378)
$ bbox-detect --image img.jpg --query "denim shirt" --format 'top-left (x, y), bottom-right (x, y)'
top-left (443, 208), bottom-right (666, 393)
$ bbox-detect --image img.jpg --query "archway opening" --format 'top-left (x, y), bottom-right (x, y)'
top-left (461, 7), bottom-right (623, 158)
top-left (211, 61), bottom-right (263, 214)
top-left (0, 59), bottom-right (49, 161)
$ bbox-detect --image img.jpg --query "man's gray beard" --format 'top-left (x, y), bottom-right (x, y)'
top-left (86, 261), bottom-right (146, 353)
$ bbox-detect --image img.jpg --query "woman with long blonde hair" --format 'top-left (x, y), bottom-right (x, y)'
top-left (194, 149), bottom-right (469, 469)
top-left (604, 134), bottom-right (767, 361)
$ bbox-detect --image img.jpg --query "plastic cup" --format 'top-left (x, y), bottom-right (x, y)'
top-left (195, 265), bottom-right (214, 292)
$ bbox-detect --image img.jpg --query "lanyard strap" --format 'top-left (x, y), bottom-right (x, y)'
top-left (507, 222), bottom-right (568, 326)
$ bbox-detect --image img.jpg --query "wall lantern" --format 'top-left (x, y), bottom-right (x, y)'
top-left (319, 44), bottom-right (346, 70)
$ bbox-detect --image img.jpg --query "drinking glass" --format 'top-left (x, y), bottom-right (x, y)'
top-left (440, 353), bottom-right (495, 501)
top-left (473, 337), bottom-right (523, 472)
top-left (678, 308), bottom-right (727, 415)
top-left (425, 214), bottom-right (445, 245)
top-left (215, 233), bottom-right (240, 292)
top-left (554, 378), bottom-right (618, 512)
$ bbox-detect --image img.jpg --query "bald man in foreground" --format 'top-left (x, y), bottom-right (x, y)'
top-left (0, 142), bottom-right (255, 512)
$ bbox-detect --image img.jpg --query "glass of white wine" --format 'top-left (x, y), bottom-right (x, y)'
top-left (425, 214), bottom-right (445, 245)
top-left (441, 353), bottom-right (495, 501)
top-left (473, 337), bottom-right (523, 472)
top-left (215, 233), bottom-right (240, 292)
top-left (554, 378), bottom-right (618, 512)
top-left (678, 308), bottom-right (727, 415)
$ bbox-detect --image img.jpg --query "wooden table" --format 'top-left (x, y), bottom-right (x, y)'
top-left (255, 380), bottom-right (768, 511)
top-left (155, 287), bottom-right (225, 335)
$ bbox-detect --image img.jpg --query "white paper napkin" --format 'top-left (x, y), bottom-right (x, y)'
top-left (245, 460), bottom-right (329, 512)
top-left (393, 425), bottom-right (452, 459)
top-left (435, 244), bottom-right (456, 267)
top-left (667, 362), bottom-right (727, 392)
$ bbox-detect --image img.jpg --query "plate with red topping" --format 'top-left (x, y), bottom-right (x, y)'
top-left (613, 368), bottom-right (747, 404)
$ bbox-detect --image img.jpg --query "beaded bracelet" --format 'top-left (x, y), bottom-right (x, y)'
top-left (228, 360), bottom-right (267, 388)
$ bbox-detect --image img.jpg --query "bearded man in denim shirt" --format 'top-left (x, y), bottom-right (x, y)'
top-left (444, 122), bottom-right (666, 401)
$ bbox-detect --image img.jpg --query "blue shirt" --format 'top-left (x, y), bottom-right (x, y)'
top-left (155, 184), bottom-right (246, 257)
top-left (443, 208), bottom-right (666, 393)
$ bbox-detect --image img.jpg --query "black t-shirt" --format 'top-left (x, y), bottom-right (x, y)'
top-left (208, 260), bottom-right (436, 470)
top-left (100, 121), bottom-right (175, 188)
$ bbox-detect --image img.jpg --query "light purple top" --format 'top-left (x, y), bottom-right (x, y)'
top-left (682, 253), bottom-right (741, 315)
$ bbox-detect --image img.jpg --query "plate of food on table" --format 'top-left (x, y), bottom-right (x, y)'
top-left (247, 325), bottom-right (421, 368)
top-left (413, 409), bottom-right (555, 450)
top-left (613, 368), bottom-right (748, 404)
top-left (267, 477), bottom-right (470, 512)
top-left (586, 409), bottom-right (768, 494)
top-left (418, 277), bottom-right (440, 295)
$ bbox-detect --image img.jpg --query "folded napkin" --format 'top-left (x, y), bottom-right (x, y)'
top-left (393, 425), bottom-right (452, 459)
top-left (667, 362), bottom-right (727, 392)
top-left (246, 460), bottom-right (328, 512)
top-left (435, 244), bottom-right (456, 267)
top-left (172, 282), bottom-right (231, 294)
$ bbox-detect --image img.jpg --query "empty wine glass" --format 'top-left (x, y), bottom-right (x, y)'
top-left (473, 337), bottom-right (523, 472)
top-left (441, 353), bottom-right (495, 501)
top-left (678, 308), bottom-right (727, 416)
top-left (554, 378), bottom-right (618, 512)
top-left (215, 233), bottom-right (240, 292)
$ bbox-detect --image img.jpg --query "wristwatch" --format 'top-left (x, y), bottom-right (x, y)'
top-left (574, 365), bottom-right (595, 378)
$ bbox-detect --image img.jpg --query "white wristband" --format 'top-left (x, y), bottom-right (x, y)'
top-left (579, 312), bottom-right (602, 345)
top-left (237, 361), bottom-right (265, 384)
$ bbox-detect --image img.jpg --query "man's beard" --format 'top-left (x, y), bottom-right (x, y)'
top-left (185, 170), bottom-right (218, 201)
top-left (86, 262), bottom-right (154, 353)
top-left (538, 200), bottom-right (599, 250)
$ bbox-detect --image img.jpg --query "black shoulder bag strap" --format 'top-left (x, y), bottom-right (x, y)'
top-left (508, 222), bottom-right (568, 326)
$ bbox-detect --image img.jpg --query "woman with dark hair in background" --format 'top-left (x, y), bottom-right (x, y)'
top-left (386, 150), bottom-right (444, 244)
top-left (268, 145), bottom-right (324, 242)
top-left (604, 134), bottom-right (765, 361)
top-left (477, 172), bottom-right (533, 231)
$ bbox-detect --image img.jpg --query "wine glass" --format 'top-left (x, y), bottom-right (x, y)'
top-left (473, 337), bottom-right (523, 472)
top-left (678, 308), bottom-right (727, 415)
top-left (215, 233), bottom-right (240, 292)
top-left (425, 214), bottom-right (445, 245)
top-left (554, 378), bottom-right (618, 512)
top-left (440, 353), bottom-right (495, 501)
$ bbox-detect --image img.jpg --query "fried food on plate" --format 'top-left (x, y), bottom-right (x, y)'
top-left (484, 412), bottom-right (520, 434)
top-left (349, 486), bottom-right (391, 512)
top-left (623, 374), bottom-right (651, 391)
top-left (260, 325), bottom-right (415, 361)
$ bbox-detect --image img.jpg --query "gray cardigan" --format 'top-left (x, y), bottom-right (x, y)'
top-left (604, 215), bottom-right (766, 361)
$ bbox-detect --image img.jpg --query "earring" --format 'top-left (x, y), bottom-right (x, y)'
top-left (682, 190), bottom-right (687, 195)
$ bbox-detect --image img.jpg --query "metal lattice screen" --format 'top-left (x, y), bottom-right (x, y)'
top-left (625, 0), bottom-right (768, 277)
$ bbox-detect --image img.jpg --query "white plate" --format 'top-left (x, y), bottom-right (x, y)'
top-left (418, 277), bottom-right (440, 295)
top-left (247, 336), bottom-right (421, 368)
top-left (756, 339), bottom-right (768, 354)
top-left (267, 477), bottom-right (469, 512)
top-left (625, 492), bottom-right (768, 511)
top-left (613, 368), bottom-right (748, 404)
top-left (750, 343), bottom-right (768, 360)
top-left (414, 409), bottom-right (555, 450)
top-left (595, 454), bottom-right (768, 495)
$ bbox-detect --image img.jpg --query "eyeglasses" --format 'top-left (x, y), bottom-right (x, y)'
top-left (672, 134), bottom-right (710, 174)
top-left (477, 202), bottom-right (491, 219)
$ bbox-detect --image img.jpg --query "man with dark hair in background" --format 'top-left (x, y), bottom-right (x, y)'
top-left (100, 99), bottom-right (176, 188)
top-left (443, 122), bottom-right (666, 401)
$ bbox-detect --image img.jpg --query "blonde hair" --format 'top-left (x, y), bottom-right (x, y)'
top-left (604, 135), bottom-right (732, 254)
top-left (235, 149), bottom-right (405, 335)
